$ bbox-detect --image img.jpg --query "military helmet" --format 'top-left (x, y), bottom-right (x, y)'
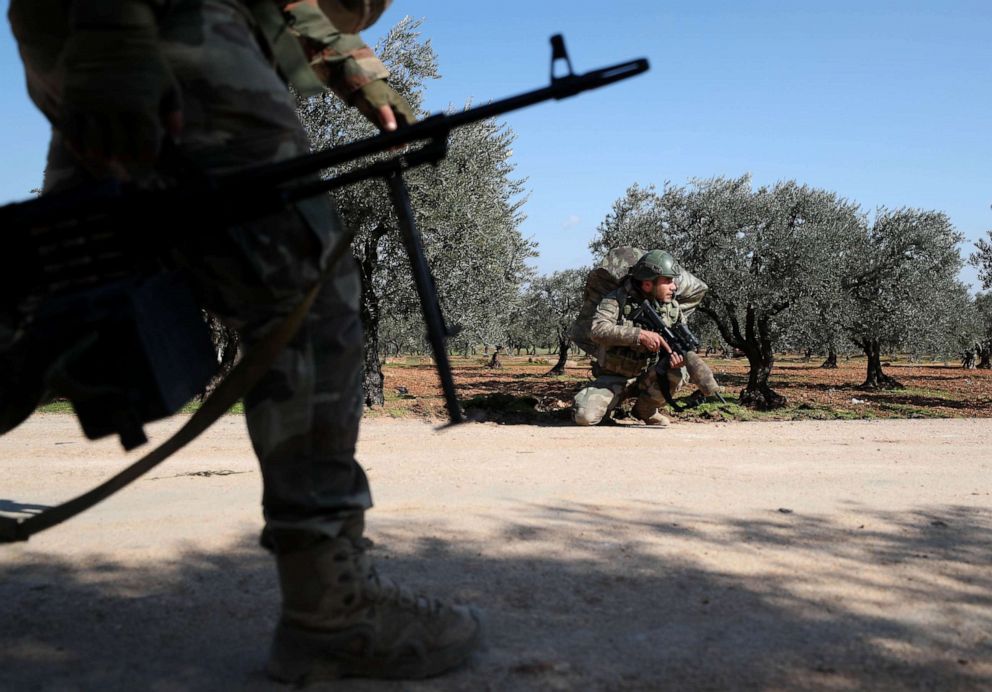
top-left (630, 250), bottom-right (680, 281)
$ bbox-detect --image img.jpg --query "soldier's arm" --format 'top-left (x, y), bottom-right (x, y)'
top-left (280, 0), bottom-right (389, 100)
top-left (279, 1), bottom-right (414, 129)
top-left (590, 297), bottom-right (641, 348)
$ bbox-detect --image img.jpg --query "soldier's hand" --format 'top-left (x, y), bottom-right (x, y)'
top-left (638, 330), bottom-right (663, 352)
top-left (350, 79), bottom-right (416, 131)
top-left (59, 24), bottom-right (182, 169)
top-left (669, 352), bottom-right (685, 369)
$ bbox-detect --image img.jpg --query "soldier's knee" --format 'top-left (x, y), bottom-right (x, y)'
top-left (573, 404), bottom-right (605, 426)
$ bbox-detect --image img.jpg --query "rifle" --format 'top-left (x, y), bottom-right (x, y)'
top-left (630, 299), bottom-right (726, 407)
top-left (0, 36), bottom-right (648, 543)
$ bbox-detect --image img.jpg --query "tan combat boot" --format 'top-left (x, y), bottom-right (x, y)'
top-left (633, 399), bottom-right (670, 427)
top-left (266, 517), bottom-right (482, 683)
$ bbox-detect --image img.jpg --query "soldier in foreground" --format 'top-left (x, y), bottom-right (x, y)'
top-left (7, 0), bottom-right (479, 683)
top-left (573, 250), bottom-right (719, 426)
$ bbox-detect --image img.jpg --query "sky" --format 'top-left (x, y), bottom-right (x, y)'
top-left (1, 0), bottom-right (989, 289)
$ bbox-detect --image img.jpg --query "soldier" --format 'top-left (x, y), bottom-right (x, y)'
top-left (7, 0), bottom-right (480, 683)
top-left (573, 250), bottom-right (693, 427)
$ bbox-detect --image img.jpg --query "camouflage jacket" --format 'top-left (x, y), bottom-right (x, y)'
top-left (37, 1), bottom-right (389, 101)
top-left (590, 280), bottom-right (684, 378)
top-left (278, 1), bottom-right (390, 99)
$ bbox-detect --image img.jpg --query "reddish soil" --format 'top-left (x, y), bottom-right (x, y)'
top-left (376, 354), bottom-right (992, 422)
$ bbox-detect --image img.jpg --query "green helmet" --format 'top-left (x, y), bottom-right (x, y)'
top-left (630, 250), bottom-right (680, 281)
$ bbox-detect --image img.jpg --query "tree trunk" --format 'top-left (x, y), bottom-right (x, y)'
top-left (738, 308), bottom-right (786, 410)
top-left (546, 337), bottom-right (570, 375)
top-left (820, 347), bottom-right (838, 369)
top-left (357, 234), bottom-right (386, 408)
top-left (362, 326), bottom-right (385, 407)
top-left (739, 347), bottom-right (786, 409)
top-left (977, 341), bottom-right (992, 369)
top-left (860, 338), bottom-right (902, 389)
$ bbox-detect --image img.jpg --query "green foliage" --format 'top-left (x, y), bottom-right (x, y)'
top-left (36, 400), bottom-right (75, 414)
top-left (296, 17), bottom-right (535, 404)
top-left (972, 228), bottom-right (992, 290)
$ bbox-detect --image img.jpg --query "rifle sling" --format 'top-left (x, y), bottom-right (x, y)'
top-left (655, 360), bottom-right (685, 413)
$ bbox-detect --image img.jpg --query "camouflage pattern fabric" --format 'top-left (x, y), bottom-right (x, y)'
top-left (570, 246), bottom-right (643, 357)
top-left (281, 0), bottom-right (389, 99)
top-left (9, 0), bottom-right (372, 531)
top-left (589, 280), bottom-right (684, 378)
top-left (573, 364), bottom-right (686, 426)
top-left (573, 279), bottom-right (689, 425)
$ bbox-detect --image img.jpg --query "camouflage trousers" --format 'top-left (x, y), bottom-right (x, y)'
top-left (8, 0), bottom-right (371, 531)
top-left (573, 363), bottom-right (687, 426)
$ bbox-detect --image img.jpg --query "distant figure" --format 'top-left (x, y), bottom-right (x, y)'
top-left (962, 348), bottom-right (976, 370)
top-left (487, 345), bottom-right (504, 369)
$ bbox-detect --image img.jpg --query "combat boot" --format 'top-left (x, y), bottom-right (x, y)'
top-left (266, 517), bottom-right (482, 683)
top-left (633, 399), bottom-right (670, 427)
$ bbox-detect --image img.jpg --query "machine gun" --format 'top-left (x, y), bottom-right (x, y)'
top-left (0, 36), bottom-right (648, 543)
top-left (630, 300), bottom-right (726, 407)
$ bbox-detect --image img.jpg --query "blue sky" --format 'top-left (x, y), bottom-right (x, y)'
top-left (2, 1), bottom-right (990, 288)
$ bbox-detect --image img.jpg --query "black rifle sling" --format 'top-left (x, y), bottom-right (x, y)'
top-left (0, 228), bottom-right (354, 544)
top-left (655, 360), bottom-right (685, 412)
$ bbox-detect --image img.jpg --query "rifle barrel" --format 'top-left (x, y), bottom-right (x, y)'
top-left (224, 58), bottom-right (649, 191)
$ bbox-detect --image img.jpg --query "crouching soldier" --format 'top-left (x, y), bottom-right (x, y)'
top-left (573, 250), bottom-right (713, 426)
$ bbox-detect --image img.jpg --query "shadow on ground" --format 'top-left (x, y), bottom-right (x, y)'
top-left (2, 503), bottom-right (990, 690)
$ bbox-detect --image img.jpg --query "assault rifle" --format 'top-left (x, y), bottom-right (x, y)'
top-left (0, 36), bottom-right (648, 543)
top-left (630, 300), bottom-right (727, 408)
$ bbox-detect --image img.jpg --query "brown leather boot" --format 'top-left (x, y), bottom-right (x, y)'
top-left (266, 517), bottom-right (482, 683)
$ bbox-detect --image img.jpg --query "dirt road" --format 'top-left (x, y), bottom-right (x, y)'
top-left (1, 415), bottom-right (990, 690)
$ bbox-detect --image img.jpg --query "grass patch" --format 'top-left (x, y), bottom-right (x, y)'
top-left (673, 396), bottom-right (876, 422)
top-left (37, 399), bottom-right (244, 415)
top-left (888, 387), bottom-right (959, 402)
top-left (874, 402), bottom-right (948, 418)
top-left (36, 399), bottom-right (75, 414)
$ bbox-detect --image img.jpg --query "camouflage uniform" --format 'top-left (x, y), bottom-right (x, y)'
top-left (573, 279), bottom-right (688, 425)
top-left (7, 0), bottom-right (388, 536)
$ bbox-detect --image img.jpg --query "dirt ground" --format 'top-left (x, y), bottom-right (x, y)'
top-left (1, 413), bottom-right (990, 691)
top-left (375, 354), bottom-right (992, 423)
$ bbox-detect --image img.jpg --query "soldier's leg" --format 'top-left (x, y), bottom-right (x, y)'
top-left (631, 366), bottom-right (685, 425)
top-left (572, 374), bottom-right (628, 426)
top-left (159, 3), bottom-right (481, 681)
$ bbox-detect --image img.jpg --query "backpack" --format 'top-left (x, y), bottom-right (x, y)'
top-left (569, 246), bottom-right (709, 358)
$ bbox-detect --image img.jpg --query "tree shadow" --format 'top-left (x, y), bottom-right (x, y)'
top-left (2, 501), bottom-right (990, 690)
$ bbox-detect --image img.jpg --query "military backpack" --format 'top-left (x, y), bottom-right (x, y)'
top-left (569, 246), bottom-right (709, 359)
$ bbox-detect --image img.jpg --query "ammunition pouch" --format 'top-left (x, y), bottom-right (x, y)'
top-left (1, 191), bottom-right (217, 449)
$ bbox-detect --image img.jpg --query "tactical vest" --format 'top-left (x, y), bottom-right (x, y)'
top-left (596, 285), bottom-right (682, 378)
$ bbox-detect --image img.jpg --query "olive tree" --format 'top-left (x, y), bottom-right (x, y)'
top-left (525, 269), bottom-right (587, 375)
top-left (973, 293), bottom-right (992, 369)
top-left (297, 18), bottom-right (533, 405)
top-left (841, 209), bottom-right (963, 388)
top-left (971, 226), bottom-right (992, 290)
